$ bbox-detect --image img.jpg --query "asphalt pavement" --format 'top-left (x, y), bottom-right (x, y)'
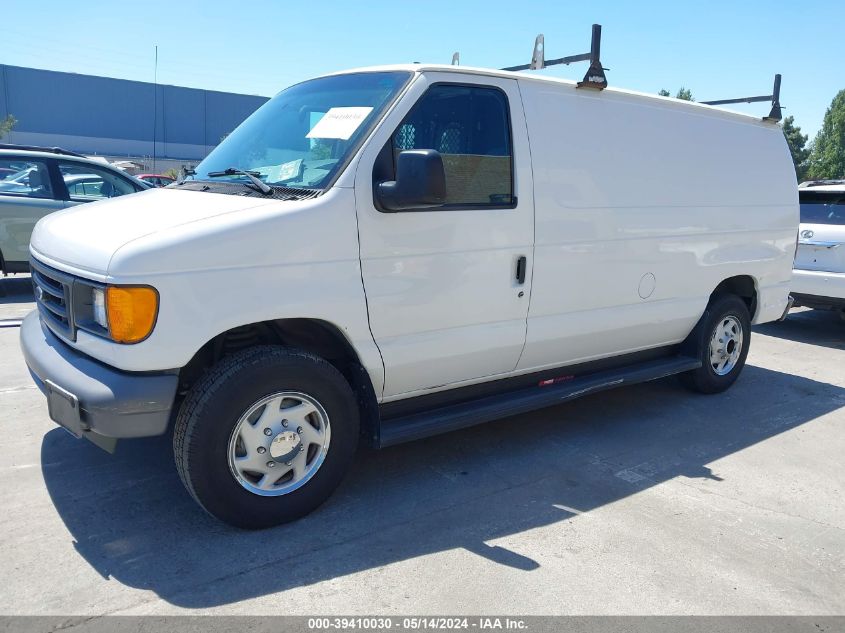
top-left (0, 275), bottom-right (842, 615)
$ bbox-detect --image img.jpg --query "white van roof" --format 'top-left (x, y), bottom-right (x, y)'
top-left (322, 63), bottom-right (777, 129)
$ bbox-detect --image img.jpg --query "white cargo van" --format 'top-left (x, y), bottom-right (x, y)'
top-left (20, 63), bottom-right (797, 528)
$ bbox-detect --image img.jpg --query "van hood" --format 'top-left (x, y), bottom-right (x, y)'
top-left (30, 188), bottom-right (279, 275)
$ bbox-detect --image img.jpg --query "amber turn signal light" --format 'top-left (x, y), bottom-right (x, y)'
top-left (105, 286), bottom-right (159, 343)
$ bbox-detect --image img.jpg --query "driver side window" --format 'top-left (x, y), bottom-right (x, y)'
top-left (392, 84), bottom-right (514, 208)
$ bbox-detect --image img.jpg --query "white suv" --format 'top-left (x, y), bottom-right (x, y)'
top-left (792, 181), bottom-right (845, 317)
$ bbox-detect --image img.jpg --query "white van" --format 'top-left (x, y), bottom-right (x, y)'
top-left (20, 64), bottom-right (798, 528)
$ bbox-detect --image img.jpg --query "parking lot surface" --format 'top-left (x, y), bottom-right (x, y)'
top-left (0, 276), bottom-right (843, 615)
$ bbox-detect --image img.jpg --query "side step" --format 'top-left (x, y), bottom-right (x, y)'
top-left (377, 355), bottom-right (701, 448)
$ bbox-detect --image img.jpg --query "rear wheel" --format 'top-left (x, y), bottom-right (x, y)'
top-left (173, 346), bottom-right (359, 529)
top-left (680, 294), bottom-right (751, 394)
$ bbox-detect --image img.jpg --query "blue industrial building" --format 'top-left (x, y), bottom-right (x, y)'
top-left (0, 65), bottom-right (269, 161)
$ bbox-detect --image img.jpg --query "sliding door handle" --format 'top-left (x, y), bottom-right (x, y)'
top-left (516, 256), bottom-right (527, 284)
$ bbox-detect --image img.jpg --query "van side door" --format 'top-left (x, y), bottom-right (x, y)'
top-left (354, 73), bottom-right (535, 399)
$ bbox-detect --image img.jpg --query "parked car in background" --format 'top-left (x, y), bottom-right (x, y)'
top-left (0, 145), bottom-right (147, 274)
top-left (791, 180), bottom-right (845, 318)
top-left (136, 174), bottom-right (175, 187)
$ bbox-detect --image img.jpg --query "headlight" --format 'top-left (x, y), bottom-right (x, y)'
top-left (92, 287), bottom-right (107, 329)
top-left (105, 286), bottom-right (159, 343)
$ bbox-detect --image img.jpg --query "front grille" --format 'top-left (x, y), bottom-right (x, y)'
top-left (31, 259), bottom-right (76, 341)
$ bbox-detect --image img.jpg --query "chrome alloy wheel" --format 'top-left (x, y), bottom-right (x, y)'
top-left (709, 315), bottom-right (743, 376)
top-left (227, 391), bottom-right (331, 497)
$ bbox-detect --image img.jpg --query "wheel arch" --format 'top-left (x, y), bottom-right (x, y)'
top-left (681, 275), bottom-right (758, 360)
top-left (711, 275), bottom-right (758, 321)
top-left (178, 318), bottom-right (380, 446)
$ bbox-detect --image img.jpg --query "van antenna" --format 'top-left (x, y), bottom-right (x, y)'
top-left (501, 23), bottom-right (608, 91)
top-left (701, 74), bottom-right (783, 122)
top-left (451, 52), bottom-right (460, 66)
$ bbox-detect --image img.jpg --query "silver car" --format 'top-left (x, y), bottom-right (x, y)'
top-left (0, 146), bottom-right (149, 274)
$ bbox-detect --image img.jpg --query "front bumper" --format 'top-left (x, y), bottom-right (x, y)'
top-left (19, 311), bottom-right (178, 448)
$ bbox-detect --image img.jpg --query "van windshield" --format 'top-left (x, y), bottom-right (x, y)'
top-left (192, 71), bottom-right (411, 191)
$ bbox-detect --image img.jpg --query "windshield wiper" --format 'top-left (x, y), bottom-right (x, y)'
top-left (207, 167), bottom-right (272, 195)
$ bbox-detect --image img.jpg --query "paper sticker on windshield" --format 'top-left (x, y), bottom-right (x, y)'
top-left (277, 159), bottom-right (303, 182)
top-left (306, 107), bottom-right (373, 140)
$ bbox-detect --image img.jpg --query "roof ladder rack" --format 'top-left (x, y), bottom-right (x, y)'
top-left (701, 74), bottom-right (783, 122)
top-left (500, 23), bottom-right (608, 90)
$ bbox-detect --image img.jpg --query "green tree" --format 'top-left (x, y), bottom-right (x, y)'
top-left (781, 116), bottom-right (810, 181)
top-left (658, 88), bottom-right (694, 101)
top-left (806, 89), bottom-right (845, 180)
top-left (675, 87), bottom-right (694, 101)
top-left (310, 139), bottom-right (333, 160)
top-left (0, 115), bottom-right (16, 140)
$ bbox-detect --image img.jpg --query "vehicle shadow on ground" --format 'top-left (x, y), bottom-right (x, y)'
top-left (0, 275), bottom-right (32, 302)
top-left (755, 308), bottom-right (845, 350)
top-left (40, 357), bottom-right (845, 608)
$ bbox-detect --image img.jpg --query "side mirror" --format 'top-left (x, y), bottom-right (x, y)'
top-left (377, 149), bottom-right (446, 211)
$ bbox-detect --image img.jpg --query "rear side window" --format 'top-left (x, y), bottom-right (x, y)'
top-left (800, 193), bottom-right (845, 225)
top-left (393, 84), bottom-right (513, 207)
top-left (0, 160), bottom-right (54, 199)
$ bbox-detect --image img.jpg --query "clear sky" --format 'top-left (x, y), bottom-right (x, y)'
top-left (2, 0), bottom-right (842, 139)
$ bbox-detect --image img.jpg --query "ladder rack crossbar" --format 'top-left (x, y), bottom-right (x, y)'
top-left (701, 95), bottom-right (772, 106)
top-left (502, 52), bottom-right (591, 72)
top-left (701, 74), bottom-right (782, 122)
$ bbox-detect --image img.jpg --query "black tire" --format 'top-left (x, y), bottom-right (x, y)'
top-left (173, 345), bottom-right (359, 529)
top-left (679, 294), bottom-right (751, 394)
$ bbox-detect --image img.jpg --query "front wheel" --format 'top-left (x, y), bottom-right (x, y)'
top-left (680, 294), bottom-right (751, 394)
top-left (173, 346), bottom-right (359, 529)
